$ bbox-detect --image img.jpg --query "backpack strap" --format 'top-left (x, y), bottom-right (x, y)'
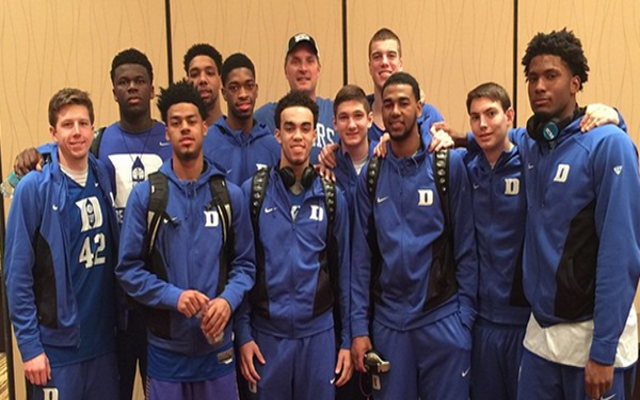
top-left (433, 149), bottom-right (452, 243)
top-left (366, 155), bottom-right (383, 204)
top-left (146, 172), bottom-right (169, 259)
top-left (207, 176), bottom-right (234, 296)
top-left (250, 167), bottom-right (271, 235)
top-left (90, 127), bottom-right (107, 158)
top-left (319, 177), bottom-right (340, 340)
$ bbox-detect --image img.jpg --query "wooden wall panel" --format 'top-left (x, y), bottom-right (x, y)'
top-left (170, 0), bottom-right (343, 110)
top-left (0, 0), bottom-right (168, 194)
top-left (347, 0), bottom-right (514, 133)
top-left (517, 0), bottom-right (640, 145)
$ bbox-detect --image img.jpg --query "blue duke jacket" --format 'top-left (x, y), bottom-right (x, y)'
top-left (351, 125), bottom-right (478, 337)
top-left (462, 140), bottom-right (530, 326)
top-left (511, 118), bottom-right (640, 365)
top-left (4, 147), bottom-right (119, 361)
top-left (204, 117), bottom-right (280, 185)
top-left (235, 168), bottom-right (352, 349)
top-left (116, 159), bottom-right (255, 356)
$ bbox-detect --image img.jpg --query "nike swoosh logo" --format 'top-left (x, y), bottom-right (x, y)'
top-left (52, 205), bottom-right (58, 211)
top-left (226, 169), bottom-right (233, 175)
top-left (473, 183), bottom-right (480, 189)
top-left (376, 196), bottom-right (389, 204)
top-left (265, 207), bottom-right (276, 214)
top-left (461, 368), bottom-right (470, 378)
top-left (528, 163), bottom-right (534, 170)
top-left (601, 395), bottom-right (616, 400)
top-left (159, 141), bottom-right (171, 147)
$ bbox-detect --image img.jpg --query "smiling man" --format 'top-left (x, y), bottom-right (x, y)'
top-left (204, 53), bottom-right (280, 185)
top-left (237, 91), bottom-right (352, 400)
top-left (254, 33), bottom-right (336, 163)
top-left (351, 72), bottom-right (478, 400)
top-left (5, 88), bottom-right (120, 400)
top-left (116, 80), bottom-right (255, 400)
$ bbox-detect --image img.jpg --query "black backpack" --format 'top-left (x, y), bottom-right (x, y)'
top-left (137, 171), bottom-right (235, 339)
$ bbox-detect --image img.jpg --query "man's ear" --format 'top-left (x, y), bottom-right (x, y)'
top-left (275, 128), bottom-right (282, 144)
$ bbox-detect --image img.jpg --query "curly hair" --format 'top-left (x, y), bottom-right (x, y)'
top-left (274, 91), bottom-right (319, 129)
top-left (522, 28), bottom-right (589, 90)
top-left (156, 79), bottom-right (208, 123)
top-left (110, 48), bottom-right (154, 84)
top-left (183, 43), bottom-right (223, 74)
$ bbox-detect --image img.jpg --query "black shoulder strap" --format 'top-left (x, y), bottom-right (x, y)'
top-left (207, 176), bottom-right (235, 296)
top-left (365, 155), bottom-right (383, 203)
top-left (90, 127), bottom-right (107, 158)
top-left (433, 149), bottom-right (452, 241)
top-left (250, 167), bottom-right (271, 236)
top-left (320, 178), bottom-right (336, 228)
top-left (146, 172), bottom-right (169, 259)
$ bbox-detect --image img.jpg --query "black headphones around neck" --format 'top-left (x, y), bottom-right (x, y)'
top-left (526, 106), bottom-right (586, 142)
top-left (277, 164), bottom-right (317, 189)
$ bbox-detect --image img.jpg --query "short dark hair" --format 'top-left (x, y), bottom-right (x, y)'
top-left (382, 72), bottom-right (420, 102)
top-left (466, 82), bottom-right (512, 114)
top-left (48, 88), bottom-right (94, 127)
top-left (156, 79), bottom-right (208, 123)
top-left (221, 53), bottom-right (255, 86)
top-left (183, 43), bottom-right (223, 74)
top-left (333, 85), bottom-right (370, 115)
top-left (522, 28), bottom-right (589, 90)
top-left (274, 91), bottom-right (319, 129)
top-left (369, 27), bottom-right (402, 58)
top-left (110, 48), bottom-right (154, 84)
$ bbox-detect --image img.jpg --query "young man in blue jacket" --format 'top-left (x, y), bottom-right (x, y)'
top-left (461, 82), bottom-right (529, 400)
top-left (205, 53), bottom-right (280, 185)
top-left (236, 91), bottom-right (352, 400)
top-left (116, 80), bottom-right (256, 400)
top-left (254, 33), bottom-right (336, 163)
top-left (4, 88), bottom-right (120, 400)
top-left (513, 29), bottom-right (640, 400)
top-left (351, 72), bottom-right (478, 400)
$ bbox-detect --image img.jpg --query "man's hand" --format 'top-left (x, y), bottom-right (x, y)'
top-left (584, 359), bottom-right (614, 399)
top-left (334, 348), bottom-right (354, 387)
top-left (581, 104), bottom-right (619, 132)
top-left (318, 143), bottom-right (339, 169)
top-left (351, 335), bottom-right (373, 373)
top-left (176, 290), bottom-right (209, 318)
top-left (14, 148), bottom-right (44, 177)
top-left (430, 122), bottom-right (467, 147)
top-left (239, 340), bottom-right (266, 384)
top-left (313, 164), bottom-right (336, 183)
top-left (200, 297), bottom-right (231, 339)
top-left (429, 128), bottom-right (455, 152)
top-left (24, 352), bottom-right (51, 386)
top-left (373, 133), bottom-right (390, 158)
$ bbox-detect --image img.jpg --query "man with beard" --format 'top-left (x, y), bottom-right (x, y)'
top-left (350, 72), bottom-right (478, 400)
top-left (184, 43), bottom-right (224, 126)
top-left (204, 53), bottom-right (280, 185)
